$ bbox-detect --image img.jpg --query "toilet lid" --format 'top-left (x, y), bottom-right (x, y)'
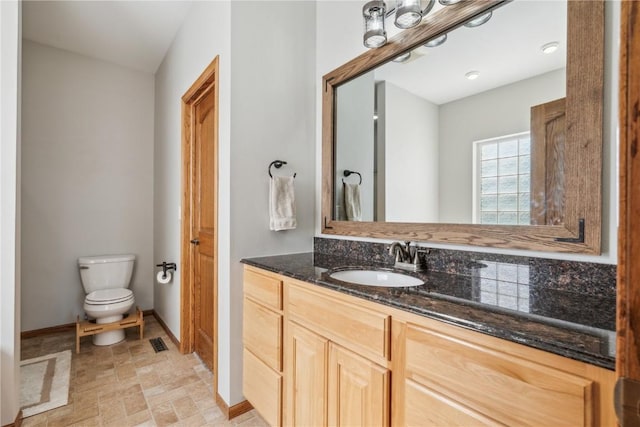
top-left (85, 289), bottom-right (133, 305)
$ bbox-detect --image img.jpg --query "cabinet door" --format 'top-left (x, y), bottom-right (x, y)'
top-left (328, 343), bottom-right (390, 427)
top-left (285, 322), bottom-right (329, 427)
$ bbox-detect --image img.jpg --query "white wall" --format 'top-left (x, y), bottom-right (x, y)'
top-left (316, 1), bottom-right (368, 231)
top-left (438, 68), bottom-right (565, 223)
top-left (20, 41), bottom-right (155, 331)
top-left (383, 81), bottom-right (439, 222)
top-left (316, 1), bottom-right (619, 265)
top-left (153, 0), bottom-right (230, 344)
top-left (0, 0), bottom-right (21, 423)
top-left (335, 71), bottom-right (374, 221)
top-left (154, 0), bottom-right (315, 408)
top-left (229, 1), bottom-right (316, 404)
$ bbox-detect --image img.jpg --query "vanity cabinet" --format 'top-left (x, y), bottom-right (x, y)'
top-left (394, 318), bottom-right (612, 426)
top-left (284, 282), bottom-right (391, 427)
top-left (242, 266), bottom-right (615, 427)
top-left (242, 267), bottom-right (283, 427)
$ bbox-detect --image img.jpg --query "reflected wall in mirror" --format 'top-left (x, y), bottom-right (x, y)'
top-left (322, 0), bottom-right (604, 253)
top-left (334, 0), bottom-right (567, 225)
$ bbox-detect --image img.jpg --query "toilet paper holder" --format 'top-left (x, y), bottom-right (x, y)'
top-left (156, 262), bottom-right (177, 279)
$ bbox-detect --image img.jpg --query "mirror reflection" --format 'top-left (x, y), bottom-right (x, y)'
top-left (334, 0), bottom-right (567, 225)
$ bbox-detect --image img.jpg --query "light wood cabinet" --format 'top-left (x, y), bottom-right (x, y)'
top-left (284, 321), bottom-right (328, 427)
top-left (328, 343), bottom-right (390, 427)
top-left (394, 318), bottom-right (615, 427)
top-left (243, 266), bottom-right (616, 427)
top-left (284, 282), bottom-right (391, 427)
top-left (242, 267), bottom-right (283, 427)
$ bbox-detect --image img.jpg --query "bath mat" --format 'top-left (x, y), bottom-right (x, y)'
top-left (20, 350), bottom-right (71, 418)
top-left (149, 337), bottom-right (168, 353)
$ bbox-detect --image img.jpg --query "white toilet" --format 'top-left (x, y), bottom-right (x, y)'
top-left (78, 254), bottom-right (136, 346)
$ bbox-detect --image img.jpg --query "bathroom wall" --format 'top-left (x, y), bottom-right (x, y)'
top-left (335, 71), bottom-right (375, 221)
top-left (229, 1), bottom-right (316, 404)
top-left (316, 1), bottom-right (620, 265)
top-left (153, 0), bottom-right (232, 399)
top-left (0, 0), bottom-right (21, 423)
top-left (20, 40), bottom-right (155, 331)
top-left (153, 0), bottom-right (316, 407)
top-left (381, 81), bottom-right (440, 222)
top-left (438, 68), bottom-right (565, 223)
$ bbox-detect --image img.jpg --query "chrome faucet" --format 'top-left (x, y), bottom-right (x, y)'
top-left (388, 241), bottom-right (428, 272)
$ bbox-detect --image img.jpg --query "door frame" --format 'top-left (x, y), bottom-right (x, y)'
top-left (617, 2), bottom-right (640, 425)
top-left (180, 57), bottom-right (220, 395)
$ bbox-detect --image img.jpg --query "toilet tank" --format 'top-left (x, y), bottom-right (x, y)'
top-left (78, 254), bottom-right (135, 294)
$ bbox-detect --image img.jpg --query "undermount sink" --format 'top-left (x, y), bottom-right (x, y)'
top-left (329, 269), bottom-right (424, 287)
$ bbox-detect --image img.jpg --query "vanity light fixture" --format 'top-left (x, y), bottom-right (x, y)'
top-left (424, 33), bottom-right (447, 47)
top-left (363, 0), bottom-right (387, 48)
top-left (363, 0), bottom-right (436, 48)
top-left (465, 70), bottom-right (480, 80)
top-left (464, 11), bottom-right (492, 27)
top-left (392, 52), bottom-right (412, 63)
top-left (541, 41), bottom-right (560, 54)
top-left (395, 0), bottom-right (436, 29)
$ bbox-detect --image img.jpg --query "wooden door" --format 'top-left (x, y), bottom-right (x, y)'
top-left (327, 343), bottom-right (389, 427)
top-left (530, 97), bottom-right (566, 225)
top-left (285, 322), bottom-right (328, 427)
top-left (617, 3), bottom-right (640, 425)
top-left (192, 83), bottom-right (217, 370)
top-left (180, 57), bottom-right (219, 379)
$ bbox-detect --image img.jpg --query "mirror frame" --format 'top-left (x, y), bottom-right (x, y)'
top-left (322, 0), bottom-right (604, 254)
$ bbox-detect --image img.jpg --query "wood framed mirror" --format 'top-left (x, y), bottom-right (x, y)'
top-left (322, 0), bottom-right (604, 254)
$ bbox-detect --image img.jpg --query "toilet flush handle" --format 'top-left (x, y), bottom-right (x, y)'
top-left (79, 266), bottom-right (89, 270)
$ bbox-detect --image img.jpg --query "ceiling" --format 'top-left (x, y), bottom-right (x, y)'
top-left (22, 1), bottom-right (194, 74)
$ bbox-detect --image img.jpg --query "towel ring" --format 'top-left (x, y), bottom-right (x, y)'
top-left (269, 160), bottom-right (296, 178)
top-left (342, 169), bottom-right (362, 185)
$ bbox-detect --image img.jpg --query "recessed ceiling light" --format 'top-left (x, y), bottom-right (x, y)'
top-left (464, 11), bottom-right (492, 28)
top-left (392, 52), bottom-right (412, 63)
top-left (541, 41), bottom-right (559, 54)
top-left (465, 70), bottom-right (480, 80)
top-left (424, 33), bottom-right (447, 48)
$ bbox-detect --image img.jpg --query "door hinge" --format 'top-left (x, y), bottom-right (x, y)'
top-left (615, 377), bottom-right (640, 426)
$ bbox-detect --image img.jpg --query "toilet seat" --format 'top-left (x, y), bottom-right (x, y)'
top-left (85, 288), bottom-right (133, 305)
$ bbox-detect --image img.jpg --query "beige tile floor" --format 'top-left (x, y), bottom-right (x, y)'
top-left (20, 315), bottom-right (268, 427)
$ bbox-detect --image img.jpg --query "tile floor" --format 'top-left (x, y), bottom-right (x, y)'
top-left (20, 315), bottom-right (268, 427)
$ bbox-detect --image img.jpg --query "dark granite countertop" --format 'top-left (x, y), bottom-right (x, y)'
top-left (241, 252), bottom-right (616, 370)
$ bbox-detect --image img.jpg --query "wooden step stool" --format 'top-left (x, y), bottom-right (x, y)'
top-left (76, 307), bottom-right (144, 353)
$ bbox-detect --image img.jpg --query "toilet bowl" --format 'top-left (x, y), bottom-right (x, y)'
top-left (78, 254), bottom-right (136, 346)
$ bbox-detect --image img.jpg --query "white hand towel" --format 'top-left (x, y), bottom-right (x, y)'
top-left (270, 175), bottom-right (297, 231)
top-left (343, 182), bottom-right (362, 221)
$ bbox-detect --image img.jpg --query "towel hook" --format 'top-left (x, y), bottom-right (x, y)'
top-left (268, 160), bottom-right (296, 178)
top-left (342, 169), bottom-right (362, 185)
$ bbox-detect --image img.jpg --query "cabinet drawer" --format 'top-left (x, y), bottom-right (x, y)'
top-left (243, 297), bottom-right (282, 371)
top-left (244, 268), bottom-right (282, 310)
top-left (287, 283), bottom-right (390, 361)
top-left (405, 379), bottom-right (503, 427)
top-left (405, 323), bottom-right (594, 426)
top-left (243, 348), bottom-right (282, 427)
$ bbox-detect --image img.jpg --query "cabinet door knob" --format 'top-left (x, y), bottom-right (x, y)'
top-left (190, 238), bottom-right (200, 245)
